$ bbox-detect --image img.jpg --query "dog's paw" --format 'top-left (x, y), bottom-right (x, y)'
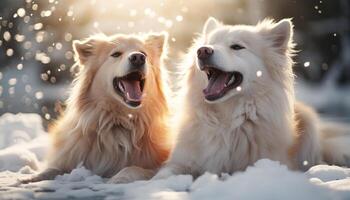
top-left (152, 170), bottom-right (173, 180)
top-left (151, 165), bottom-right (179, 180)
top-left (107, 166), bottom-right (155, 184)
top-left (19, 177), bottom-right (33, 184)
top-left (107, 175), bottom-right (132, 184)
top-left (20, 168), bottom-right (63, 184)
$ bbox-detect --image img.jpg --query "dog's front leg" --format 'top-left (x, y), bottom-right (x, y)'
top-left (20, 168), bottom-right (64, 184)
top-left (152, 163), bottom-right (191, 180)
top-left (107, 166), bottom-right (155, 184)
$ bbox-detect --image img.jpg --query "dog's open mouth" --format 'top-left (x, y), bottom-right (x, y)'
top-left (113, 71), bottom-right (146, 107)
top-left (202, 67), bottom-right (243, 101)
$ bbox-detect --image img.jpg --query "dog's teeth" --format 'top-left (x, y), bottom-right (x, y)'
top-left (226, 76), bottom-right (235, 86)
top-left (118, 82), bottom-right (125, 93)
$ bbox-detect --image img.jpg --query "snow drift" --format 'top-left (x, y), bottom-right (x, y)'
top-left (0, 113), bottom-right (349, 200)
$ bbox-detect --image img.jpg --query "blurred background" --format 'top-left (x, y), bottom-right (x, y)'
top-left (0, 0), bottom-right (349, 127)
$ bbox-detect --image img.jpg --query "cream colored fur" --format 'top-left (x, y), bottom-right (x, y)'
top-left (320, 122), bottom-right (350, 166)
top-left (24, 32), bottom-right (171, 184)
top-left (154, 17), bottom-right (350, 179)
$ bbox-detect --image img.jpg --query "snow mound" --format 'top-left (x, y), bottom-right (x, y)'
top-left (307, 164), bottom-right (350, 182)
top-left (0, 113), bottom-right (48, 172)
top-left (190, 160), bottom-right (333, 200)
top-left (0, 113), bottom-right (46, 149)
top-left (55, 165), bottom-right (104, 183)
top-left (0, 113), bottom-right (350, 200)
top-left (0, 148), bottom-right (40, 172)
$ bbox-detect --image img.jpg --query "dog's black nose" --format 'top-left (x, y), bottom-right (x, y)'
top-left (129, 52), bottom-right (146, 67)
top-left (197, 46), bottom-right (214, 60)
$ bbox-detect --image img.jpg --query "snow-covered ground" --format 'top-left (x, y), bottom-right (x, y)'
top-left (0, 113), bottom-right (350, 200)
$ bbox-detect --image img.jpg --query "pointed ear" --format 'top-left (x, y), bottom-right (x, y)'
top-left (145, 31), bottom-right (168, 57)
top-left (203, 17), bottom-right (221, 35)
top-left (260, 18), bottom-right (294, 54)
top-left (73, 38), bottom-right (95, 64)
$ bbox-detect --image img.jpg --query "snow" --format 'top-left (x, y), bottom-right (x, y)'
top-left (306, 165), bottom-right (350, 182)
top-left (0, 113), bottom-right (350, 199)
top-left (0, 113), bottom-right (46, 149)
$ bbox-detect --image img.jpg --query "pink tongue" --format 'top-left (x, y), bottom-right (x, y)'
top-left (120, 80), bottom-right (142, 101)
top-left (203, 73), bottom-right (230, 96)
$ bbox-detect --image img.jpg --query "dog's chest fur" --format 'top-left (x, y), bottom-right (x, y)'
top-left (180, 98), bottom-right (293, 175)
top-left (51, 106), bottom-right (167, 178)
top-left (83, 124), bottom-right (154, 177)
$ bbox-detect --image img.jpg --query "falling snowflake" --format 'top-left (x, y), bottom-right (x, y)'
top-left (64, 33), bottom-right (72, 42)
top-left (33, 23), bottom-right (43, 30)
top-left (17, 63), bottom-right (23, 70)
top-left (35, 91), bottom-right (44, 100)
top-left (8, 78), bottom-right (17, 86)
top-left (45, 113), bottom-right (51, 120)
top-left (17, 8), bottom-right (26, 17)
top-left (165, 20), bottom-right (173, 28)
top-left (15, 34), bottom-right (25, 42)
top-left (256, 70), bottom-right (262, 77)
top-left (175, 15), bottom-right (183, 22)
top-left (129, 9), bottom-right (137, 17)
top-left (55, 42), bottom-right (62, 50)
top-left (35, 52), bottom-right (51, 64)
top-left (303, 160), bottom-right (308, 166)
top-left (6, 49), bottom-right (14, 56)
top-left (3, 31), bottom-right (11, 41)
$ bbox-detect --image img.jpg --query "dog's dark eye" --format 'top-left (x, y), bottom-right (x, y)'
top-left (111, 51), bottom-right (122, 58)
top-left (230, 44), bottom-right (245, 50)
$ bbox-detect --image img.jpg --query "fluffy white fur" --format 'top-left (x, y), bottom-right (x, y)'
top-left (154, 17), bottom-right (350, 179)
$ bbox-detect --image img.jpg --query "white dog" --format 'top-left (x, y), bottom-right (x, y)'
top-left (154, 17), bottom-right (350, 179)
